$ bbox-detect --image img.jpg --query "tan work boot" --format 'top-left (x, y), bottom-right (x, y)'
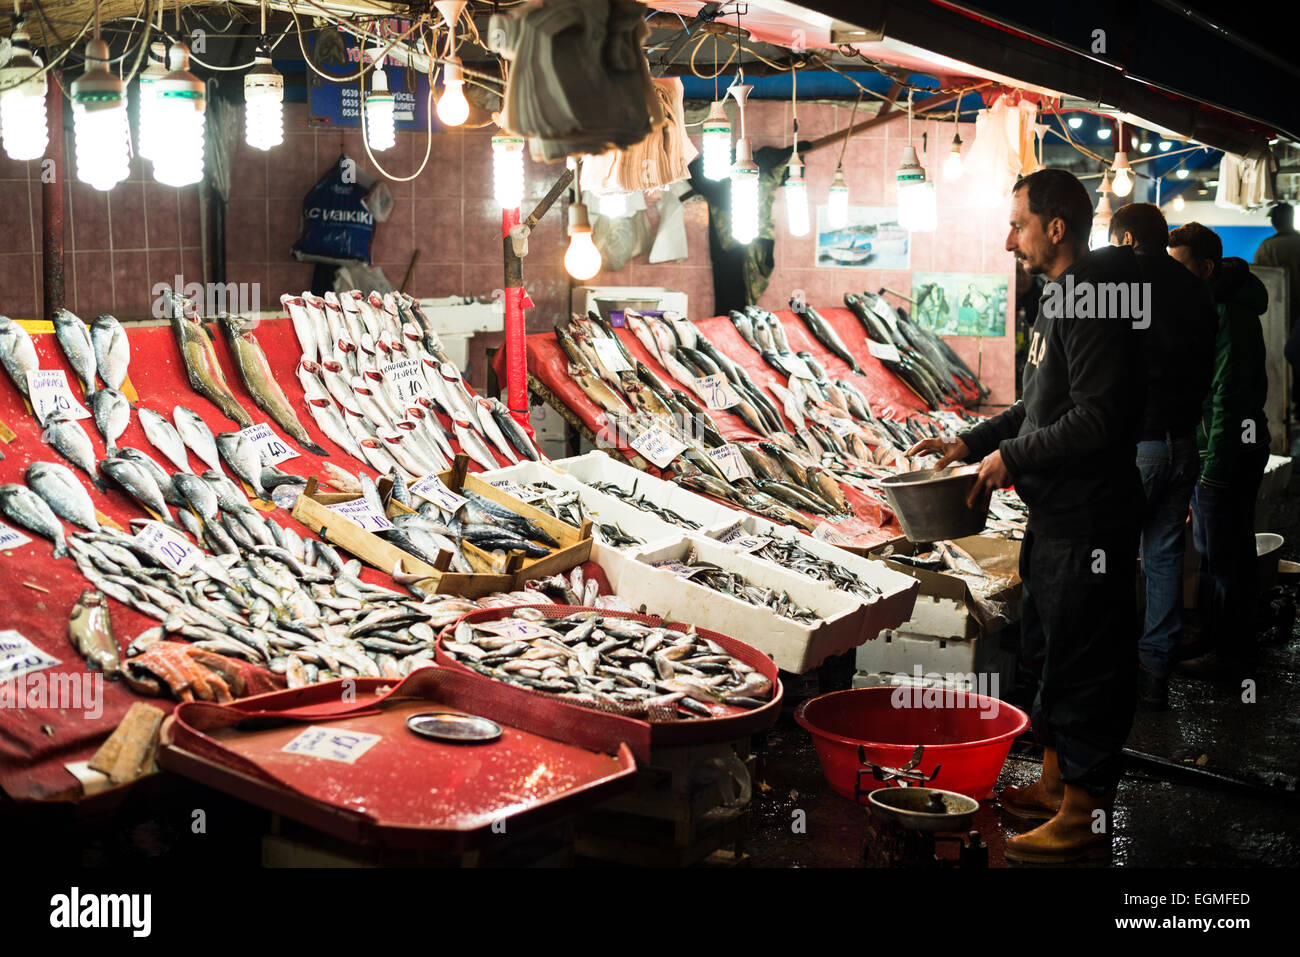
top-left (1004, 784), bottom-right (1115, 864)
top-left (999, 747), bottom-right (1064, 820)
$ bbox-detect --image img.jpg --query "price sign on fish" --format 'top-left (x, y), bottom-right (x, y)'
top-left (25, 370), bottom-right (92, 425)
top-left (694, 373), bottom-right (740, 410)
top-left (629, 423), bottom-right (686, 468)
top-left (706, 444), bottom-right (753, 481)
top-left (134, 521), bottom-right (202, 574)
top-left (281, 726), bottom-right (382, 764)
top-left (867, 341), bottom-right (902, 363)
top-left (325, 497), bottom-right (395, 532)
top-left (382, 358), bottom-right (429, 402)
top-left (592, 338), bottom-right (632, 373)
top-left (409, 474), bottom-right (468, 514)
top-left (240, 422), bottom-right (300, 465)
top-left (0, 630), bottom-right (60, 682)
top-left (0, 520), bottom-right (33, 551)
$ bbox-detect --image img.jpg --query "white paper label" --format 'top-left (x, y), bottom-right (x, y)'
top-left (0, 521), bottom-right (33, 551)
top-left (489, 479), bottom-right (544, 504)
top-left (281, 726), bottom-right (382, 764)
top-left (592, 338), bottom-right (632, 373)
top-left (828, 416), bottom-right (860, 436)
top-left (25, 370), bottom-right (92, 425)
top-left (813, 521), bottom-right (857, 546)
top-left (381, 357), bottom-right (429, 404)
top-left (784, 356), bottom-right (815, 379)
top-left (776, 391), bottom-right (805, 428)
top-left (867, 341), bottom-right (902, 363)
top-left (706, 444), bottom-right (753, 481)
top-left (694, 373), bottom-right (740, 410)
top-left (0, 630), bottom-right (61, 682)
top-left (629, 424), bottom-right (687, 468)
top-left (240, 422), bottom-right (301, 465)
top-left (729, 535), bottom-right (770, 554)
top-left (325, 497), bottom-right (395, 532)
top-left (409, 474), bottom-right (468, 514)
top-left (134, 522), bottom-right (202, 574)
top-left (714, 520), bottom-right (746, 543)
top-left (653, 559), bottom-right (704, 580)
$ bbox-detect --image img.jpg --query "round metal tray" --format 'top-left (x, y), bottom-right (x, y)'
top-left (405, 711), bottom-right (502, 744)
top-left (867, 786), bottom-right (980, 832)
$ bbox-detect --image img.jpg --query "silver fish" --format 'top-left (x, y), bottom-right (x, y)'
top-left (139, 408), bottom-right (192, 472)
top-left (24, 461), bottom-right (100, 532)
top-left (302, 390), bottom-right (364, 459)
top-left (0, 482), bottom-right (69, 557)
top-left (216, 431), bottom-right (269, 501)
top-left (116, 447), bottom-right (186, 508)
top-left (100, 456), bottom-right (176, 526)
top-left (202, 470), bottom-right (254, 513)
top-left (90, 387), bottom-right (130, 455)
top-left (174, 406), bottom-right (224, 474)
top-left (0, 314), bottom-right (39, 398)
top-left (52, 308), bottom-right (98, 396)
top-left (42, 415), bottom-right (104, 490)
top-left (90, 313), bottom-right (130, 391)
top-left (452, 416), bottom-right (499, 471)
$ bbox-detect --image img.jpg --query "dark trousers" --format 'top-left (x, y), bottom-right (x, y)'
top-left (1020, 526), bottom-right (1140, 794)
top-left (1191, 446), bottom-right (1269, 659)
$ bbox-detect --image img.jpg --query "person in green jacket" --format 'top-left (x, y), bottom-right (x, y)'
top-left (1168, 222), bottom-right (1270, 677)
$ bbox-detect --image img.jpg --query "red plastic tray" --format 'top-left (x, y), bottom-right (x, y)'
top-left (158, 667), bottom-right (639, 853)
top-left (435, 605), bottom-right (783, 748)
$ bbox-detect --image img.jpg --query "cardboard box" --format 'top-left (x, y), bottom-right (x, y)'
top-left (866, 536), bottom-right (1022, 641)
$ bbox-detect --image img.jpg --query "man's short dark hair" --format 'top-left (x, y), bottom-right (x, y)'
top-left (1109, 203), bottom-right (1168, 246)
top-left (1270, 203), bottom-right (1294, 229)
top-left (1168, 221), bottom-right (1222, 266)
top-left (1011, 168), bottom-right (1093, 251)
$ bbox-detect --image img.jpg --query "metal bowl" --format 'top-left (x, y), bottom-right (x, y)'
top-left (878, 466), bottom-right (989, 543)
top-left (867, 786), bottom-right (980, 832)
top-left (594, 298), bottom-right (663, 323)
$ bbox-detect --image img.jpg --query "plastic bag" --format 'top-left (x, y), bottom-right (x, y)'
top-left (292, 154), bottom-right (377, 266)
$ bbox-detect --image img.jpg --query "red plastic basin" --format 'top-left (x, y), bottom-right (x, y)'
top-left (795, 687), bottom-right (1029, 801)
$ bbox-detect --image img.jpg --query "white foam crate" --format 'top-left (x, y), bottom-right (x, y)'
top-left (594, 537), bottom-right (869, 674)
top-left (478, 460), bottom-right (689, 551)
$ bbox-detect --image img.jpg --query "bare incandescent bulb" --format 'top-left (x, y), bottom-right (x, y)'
top-left (564, 201), bottom-right (602, 280)
top-left (1111, 150), bottom-right (1133, 198)
top-left (0, 24), bottom-right (48, 162)
top-left (436, 57), bottom-right (469, 127)
top-left (943, 133), bottom-right (964, 182)
top-left (71, 39), bottom-right (130, 191)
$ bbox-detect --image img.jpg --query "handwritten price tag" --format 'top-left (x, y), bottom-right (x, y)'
top-left (25, 370), bottom-right (92, 425)
top-left (629, 423), bottom-right (687, 468)
top-left (325, 497), bottom-right (395, 532)
top-left (474, 620), bottom-right (551, 641)
top-left (240, 422), bottom-right (300, 465)
top-left (134, 521), bottom-right (202, 574)
top-left (409, 474), bottom-right (468, 514)
top-left (867, 340), bottom-right (902, 363)
top-left (729, 535), bottom-right (770, 554)
top-left (694, 373), bottom-right (740, 410)
top-left (653, 560), bottom-right (705, 580)
top-left (381, 358), bottom-right (429, 403)
top-left (592, 338), bottom-right (632, 373)
top-left (281, 726), bottom-right (382, 765)
top-left (0, 630), bottom-right (60, 682)
top-left (706, 444), bottom-right (753, 481)
top-left (828, 416), bottom-right (860, 437)
top-left (714, 520), bottom-right (745, 543)
top-left (0, 521), bottom-right (33, 551)
top-left (489, 479), bottom-right (544, 504)
top-left (813, 521), bottom-right (857, 546)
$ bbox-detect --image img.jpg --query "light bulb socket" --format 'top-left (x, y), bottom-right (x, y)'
top-left (71, 40), bottom-right (125, 111)
top-left (733, 136), bottom-right (754, 167)
top-left (158, 43), bottom-right (206, 113)
top-left (1111, 150), bottom-right (1131, 172)
top-left (492, 132), bottom-right (524, 152)
top-left (370, 65), bottom-right (391, 94)
top-left (786, 151), bottom-right (804, 179)
top-left (703, 99), bottom-right (731, 135)
top-left (245, 50), bottom-right (283, 101)
top-left (568, 202), bottom-right (593, 234)
top-left (726, 83), bottom-right (753, 111)
top-left (830, 167), bottom-right (847, 191)
top-left (896, 144), bottom-right (927, 185)
top-left (949, 133), bottom-right (963, 151)
top-left (443, 57), bottom-right (464, 86)
top-left (434, 0), bottom-right (468, 27)
top-left (0, 22), bottom-right (44, 91)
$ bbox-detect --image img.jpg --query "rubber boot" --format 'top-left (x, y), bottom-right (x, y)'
top-left (1004, 784), bottom-right (1115, 864)
top-left (999, 747), bottom-right (1063, 820)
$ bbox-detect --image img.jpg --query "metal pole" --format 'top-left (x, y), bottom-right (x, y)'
top-left (41, 73), bottom-right (65, 322)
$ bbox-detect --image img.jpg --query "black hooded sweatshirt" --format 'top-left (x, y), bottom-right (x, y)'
top-left (961, 244), bottom-right (1145, 537)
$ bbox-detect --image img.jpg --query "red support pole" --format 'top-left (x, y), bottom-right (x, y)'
top-left (42, 74), bottom-right (65, 323)
top-left (501, 206), bottom-right (533, 436)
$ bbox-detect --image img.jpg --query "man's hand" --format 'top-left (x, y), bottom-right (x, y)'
top-left (905, 436), bottom-right (970, 470)
top-left (967, 449), bottom-right (1013, 507)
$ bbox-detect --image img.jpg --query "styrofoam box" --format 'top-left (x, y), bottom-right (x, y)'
top-left (478, 460), bottom-right (689, 551)
top-left (594, 537), bottom-right (869, 674)
top-left (855, 629), bottom-right (997, 676)
top-left (553, 451), bottom-right (741, 537)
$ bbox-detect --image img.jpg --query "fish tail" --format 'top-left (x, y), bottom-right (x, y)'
top-left (53, 540), bottom-right (69, 559)
top-left (305, 441), bottom-right (329, 456)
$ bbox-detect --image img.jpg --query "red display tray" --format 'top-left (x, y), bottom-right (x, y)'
top-left (435, 605), bottom-right (783, 748)
top-left (157, 668), bottom-right (638, 853)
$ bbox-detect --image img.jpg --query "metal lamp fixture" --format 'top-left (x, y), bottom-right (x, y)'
top-left (0, 22), bottom-right (48, 162)
top-left (71, 37), bottom-right (130, 191)
top-left (151, 42), bottom-right (206, 187)
top-left (244, 47), bottom-right (283, 151)
top-left (434, 0), bottom-right (469, 127)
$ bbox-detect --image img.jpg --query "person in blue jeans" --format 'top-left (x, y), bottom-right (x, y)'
top-left (1109, 204), bottom-right (1217, 708)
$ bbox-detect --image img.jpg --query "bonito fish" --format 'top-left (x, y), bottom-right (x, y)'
top-left (217, 315), bottom-right (328, 455)
top-left (167, 307), bottom-right (254, 428)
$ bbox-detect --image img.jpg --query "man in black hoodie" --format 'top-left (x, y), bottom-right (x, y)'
top-left (1109, 204), bottom-right (1217, 709)
top-left (908, 169), bottom-right (1143, 863)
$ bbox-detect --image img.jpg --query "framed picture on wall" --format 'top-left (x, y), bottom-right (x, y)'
top-left (912, 272), bottom-right (1009, 336)
top-left (814, 206), bottom-right (909, 269)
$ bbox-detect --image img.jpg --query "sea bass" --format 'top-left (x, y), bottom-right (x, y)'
top-left (167, 309), bottom-right (254, 428)
top-left (25, 460), bottom-right (100, 532)
top-left (90, 313), bottom-right (130, 391)
top-left (52, 308), bottom-right (98, 396)
top-left (217, 315), bottom-right (328, 455)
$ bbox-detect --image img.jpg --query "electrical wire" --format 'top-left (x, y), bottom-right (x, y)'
top-left (357, 20), bottom-right (439, 183)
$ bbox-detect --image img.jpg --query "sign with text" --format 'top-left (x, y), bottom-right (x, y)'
top-left (706, 444), bottom-right (753, 481)
top-left (409, 474), bottom-right (468, 514)
top-left (694, 373), bottom-right (740, 411)
top-left (325, 497), bottom-right (395, 532)
top-left (25, 370), bottom-right (92, 425)
top-left (629, 424), bottom-right (687, 468)
top-left (0, 521), bottom-right (33, 551)
top-left (240, 422), bottom-right (300, 466)
top-left (282, 726), bottom-right (382, 764)
top-left (0, 630), bottom-right (61, 683)
top-left (134, 522), bottom-right (202, 574)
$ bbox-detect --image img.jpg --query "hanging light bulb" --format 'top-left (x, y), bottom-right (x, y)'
top-left (135, 41), bottom-right (167, 162)
top-left (1111, 150), bottom-right (1133, 198)
top-left (784, 152), bottom-right (809, 237)
top-left (365, 55), bottom-right (395, 152)
top-left (943, 132), bottom-right (964, 182)
top-left (1090, 172), bottom-right (1114, 249)
top-left (896, 145), bottom-right (936, 232)
top-left (726, 81), bottom-right (757, 244)
top-left (1176, 166), bottom-right (1190, 180)
top-left (244, 47), bottom-right (283, 151)
top-left (827, 167), bottom-right (849, 229)
top-left (565, 203), bottom-right (601, 280)
top-left (434, 1), bottom-right (470, 127)
top-left (1, 23), bottom-right (48, 162)
top-left (1067, 115), bottom-right (1083, 129)
top-left (701, 99), bottom-right (732, 181)
top-left (1138, 140), bottom-right (1152, 154)
top-left (151, 42), bottom-right (206, 187)
top-left (491, 132), bottom-right (525, 209)
top-left (71, 38), bottom-right (129, 191)
top-left (1097, 126), bottom-right (1112, 141)
top-left (1172, 194), bottom-right (1185, 212)
top-left (1158, 140), bottom-right (1172, 151)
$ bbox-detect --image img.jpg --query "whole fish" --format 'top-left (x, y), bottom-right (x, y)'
top-left (25, 460), bottom-right (100, 532)
top-left (357, 436), bottom-right (405, 479)
top-left (138, 408), bottom-right (192, 472)
top-left (485, 398), bottom-right (543, 462)
top-left (452, 417), bottom-right (500, 472)
top-left (174, 406), bottom-right (224, 474)
top-left (90, 313), bottom-right (130, 391)
top-left (203, 470), bottom-right (255, 514)
top-left (52, 308), bottom-right (98, 396)
top-left (281, 295), bottom-right (319, 364)
top-left (101, 456), bottom-right (177, 526)
top-left (0, 482), bottom-right (69, 557)
top-left (69, 589), bottom-right (123, 677)
top-left (303, 391), bottom-right (365, 459)
top-left (472, 397), bottom-right (519, 464)
top-left (167, 309), bottom-right (254, 427)
top-left (90, 387), bottom-right (130, 455)
top-left (321, 463), bottom-right (363, 495)
top-left (217, 315), bottom-right (329, 455)
top-left (42, 415), bottom-right (104, 490)
top-left (568, 362), bottom-right (630, 415)
top-left (216, 431), bottom-right (270, 501)
top-left (0, 314), bottom-right (39, 398)
top-left (116, 447), bottom-right (186, 508)
top-left (171, 472), bottom-right (220, 522)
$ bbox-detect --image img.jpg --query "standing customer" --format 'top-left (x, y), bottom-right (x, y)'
top-left (1169, 223), bottom-right (1271, 678)
top-left (908, 169), bottom-right (1144, 863)
top-left (1109, 203), bottom-right (1217, 709)
top-left (1254, 203), bottom-right (1300, 421)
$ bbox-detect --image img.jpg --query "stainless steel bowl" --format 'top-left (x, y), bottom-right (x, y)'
top-left (878, 466), bottom-right (989, 543)
top-left (867, 786), bottom-right (980, 832)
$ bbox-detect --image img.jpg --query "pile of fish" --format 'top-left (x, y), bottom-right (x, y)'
top-left (588, 478), bottom-right (702, 530)
top-left (492, 479), bottom-right (645, 549)
top-left (653, 545), bottom-right (821, 623)
top-left (443, 609), bottom-right (773, 718)
top-left (736, 534), bottom-right (882, 601)
top-left (282, 289), bottom-right (542, 478)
